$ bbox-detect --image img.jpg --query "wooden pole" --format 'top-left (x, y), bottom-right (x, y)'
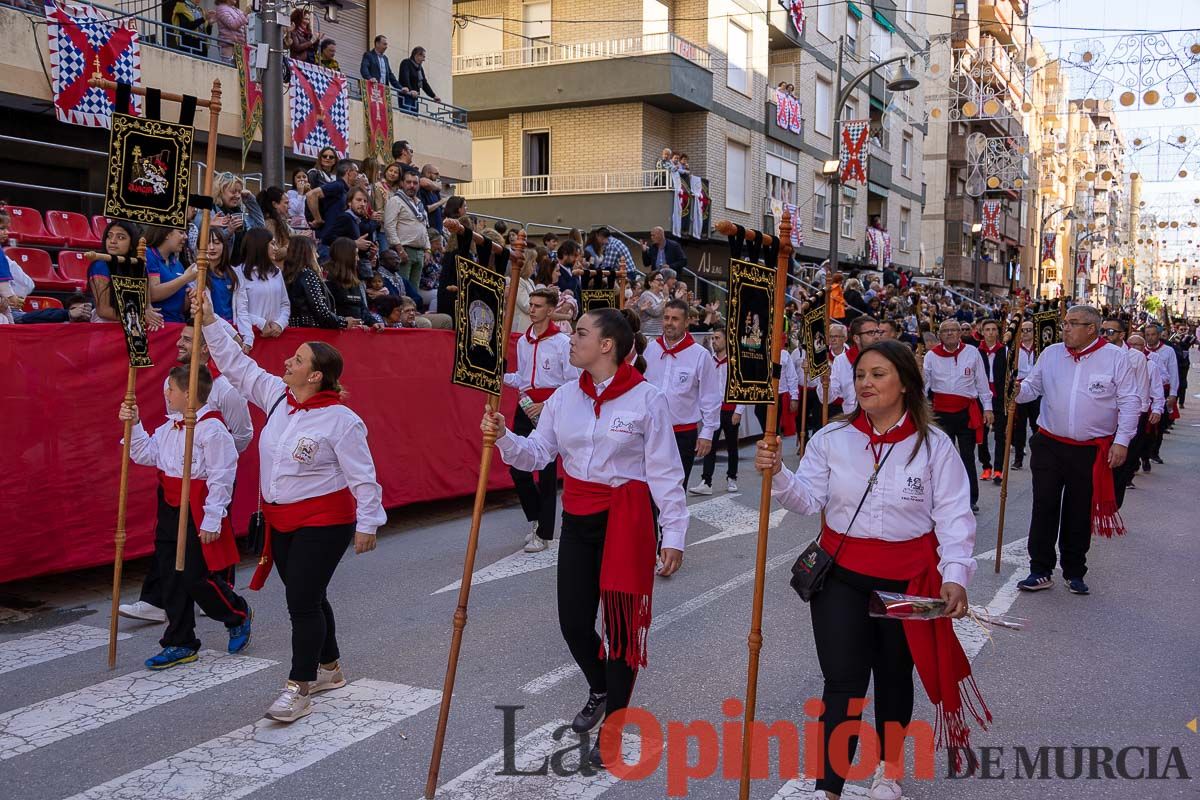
top-left (618, 257), bottom-right (628, 309)
top-left (738, 213), bottom-right (792, 800)
top-left (425, 232), bottom-right (526, 799)
top-left (797, 375), bottom-right (809, 458)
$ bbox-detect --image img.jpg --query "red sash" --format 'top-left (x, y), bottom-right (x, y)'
top-left (562, 474), bottom-right (656, 671)
top-left (526, 387), bottom-right (555, 403)
top-left (819, 527), bottom-right (991, 766)
top-left (249, 487), bottom-right (357, 590)
top-left (1038, 430), bottom-right (1125, 537)
top-left (932, 392), bottom-right (985, 444)
top-left (672, 422), bottom-right (698, 433)
top-left (721, 402), bottom-right (736, 412)
top-left (158, 473), bottom-right (240, 573)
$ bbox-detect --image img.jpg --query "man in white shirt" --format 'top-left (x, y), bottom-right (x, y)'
top-left (1015, 305), bottom-right (1140, 595)
top-left (924, 319), bottom-right (993, 512)
top-left (503, 287), bottom-right (579, 552)
top-left (1140, 322), bottom-right (1178, 466)
top-left (1011, 320), bottom-right (1039, 470)
top-left (1110, 327), bottom-right (1163, 506)
top-left (643, 299), bottom-right (721, 488)
top-left (696, 330), bottom-right (746, 495)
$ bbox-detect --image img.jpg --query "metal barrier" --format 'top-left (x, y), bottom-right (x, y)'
top-left (0, 180), bottom-right (103, 200)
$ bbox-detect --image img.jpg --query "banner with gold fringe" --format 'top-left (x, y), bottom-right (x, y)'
top-left (235, 44), bottom-right (262, 168)
top-left (362, 79), bottom-right (393, 165)
top-left (725, 258), bottom-right (776, 404)
top-left (452, 256), bottom-right (507, 396)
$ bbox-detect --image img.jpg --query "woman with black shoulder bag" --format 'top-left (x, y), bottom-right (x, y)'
top-left (756, 339), bottom-right (986, 800)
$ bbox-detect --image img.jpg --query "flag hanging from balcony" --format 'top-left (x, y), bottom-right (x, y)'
top-left (839, 120), bottom-right (869, 185)
top-left (1076, 250), bottom-right (1089, 277)
top-left (981, 199), bottom-right (1002, 241)
top-left (1041, 232), bottom-right (1056, 264)
top-left (235, 45), bottom-right (262, 168)
top-left (289, 60), bottom-right (349, 158)
top-left (774, 92), bottom-right (801, 135)
top-left (779, 0), bottom-right (805, 37)
top-left (867, 226), bottom-right (892, 269)
top-left (698, 178), bottom-right (712, 239)
top-left (44, 0), bottom-right (142, 128)
top-left (362, 79), bottom-right (393, 165)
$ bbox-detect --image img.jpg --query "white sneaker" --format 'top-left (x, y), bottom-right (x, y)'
top-left (869, 763), bottom-right (903, 800)
top-left (311, 663), bottom-right (347, 694)
top-left (265, 681), bottom-right (312, 722)
top-left (117, 601), bottom-right (166, 623)
top-left (726, 478), bottom-right (739, 493)
top-left (524, 535), bottom-right (549, 553)
top-left (689, 482), bottom-right (713, 495)
top-left (524, 523), bottom-right (538, 545)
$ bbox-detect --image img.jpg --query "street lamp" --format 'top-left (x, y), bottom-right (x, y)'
top-left (1035, 203), bottom-right (1076, 298)
top-left (826, 38), bottom-right (921, 279)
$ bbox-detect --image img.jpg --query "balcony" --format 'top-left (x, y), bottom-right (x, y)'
top-left (951, 14), bottom-right (972, 47)
top-left (945, 196), bottom-right (976, 224)
top-left (870, 71), bottom-right (891, 106)
top-left (453, 33), bottom-right (713, 117)
top-left (766, 87), bottom-right (804, 149)
top-left (979, 0), bottom-right (1016, 46)
top-left (457, 170), bottom-right (676, 234)
top-left (868, 142), bottom-right (892, 190)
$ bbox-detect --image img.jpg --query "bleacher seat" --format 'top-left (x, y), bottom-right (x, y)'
top-left (45, 211), bottom-right (101, 248)
top-left (91, 215), bottom-right (112, 240)
top-left (56, 251), bottom-right (90, 291)
top-left (4, 247), bottom-right (77, 292)
top-left (23, 296), bottom-right (64, 311)
top-left (3, 206), bottom-right (67, 247)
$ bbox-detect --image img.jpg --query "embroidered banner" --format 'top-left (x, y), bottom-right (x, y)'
top-left (235, 44), bottom-right (262, 168)
top-left (289, 60), bottom-right (349, 158)
top-left (44, 0), bottom-right (141, 128)
top-left (726, 259), bottom-right (776, 405)
top-left (581, 288), bottom-right (619, 312)
top-left (362, 79), bottom-right (393, 165)
top-left (839, 119), bottom-right (869, 185)
top-left (452, 256), bottom-right (507, 396)
top-left (1040, 231), bottom-right (1056, 264)
top-left (1032, 309), bottom-right (1060, 356)
top-left (110, 274), bottom-right (153, 367)
top-left (104, 112), bottom-right (193, 228)
top-left (981, 199), bottom-right (1002, 241)
top-left (800, 304), bottom-right (829, 379)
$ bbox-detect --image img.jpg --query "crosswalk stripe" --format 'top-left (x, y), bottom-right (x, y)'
top-left (427, 719), bottom-right (643, 799)
top-left (433, 539), bottom-right (560, 595)
top-left (521, 543), bottom-right (808, 695)
top-left (771, 777), bottom-right (909, 798)
top-left (0, 651), bottom-right (274, 761)
top-left (692, 508), bottom-right (789, 546)
top-left (65, 679), bottom-right (440, 800)
top-left (974, 535), bottom-right (1029, 562)
top-left (0, 625), bottom-right (131, 676)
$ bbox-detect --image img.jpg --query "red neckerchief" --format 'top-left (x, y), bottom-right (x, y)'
top-left (1147, 341), bottom-right (1164, 352)
top-left (931, 343), bottom-right (963, 362)
top-left (845, 345), bottom-right (860, 363)
top-left (657, 332), bottom-right (696, 358)
top-left (172, 408), bottom-right (225, 430)
top-left (1066, 338), bottom-right (1106, 362)
top-left (525, 321), bottom-right (561, 344)
top-left (287, 389), bottom-right (343, 414)
top-left (579, 362), bottom-right (645, 417)
top-left (715, 356), bottom-right (728, 366)
top-left (850, 411), bottom-right (917, 463)
top-left (1020, 344), bottom-right (1035, 356)
top-left (979, 341), bottom-right (1003, 355)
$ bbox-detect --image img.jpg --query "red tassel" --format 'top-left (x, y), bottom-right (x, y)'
top-left (598, 590), bottom-right (651, 671)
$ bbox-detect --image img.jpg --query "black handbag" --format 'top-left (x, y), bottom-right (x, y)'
top-left (789, 441), bottom-right (896, 602)
top-left (244, 393), bottom-right (288, 556)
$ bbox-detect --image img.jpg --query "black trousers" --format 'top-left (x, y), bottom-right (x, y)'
top-left (976, 399), bottom-right (1007, 471)
top-left (674, 427), bottom-right (698, 487)
top-left (810, 565), bottom-right (913, 795)
top-left (271, 523), bottom-right (355, 682)
top-left (510, 408), bottom-right (557, 540)
top-left (1011, 399), bottom-right (1040, 462)
top-left (701, 409), bottom-right (740, 483)
top-left (1027, 433), bottom-right (1097, 579)
top-left (1145, 401), bottom-right (1167, 460)
top-left (1114, 413), bottom-right (1148, 509)
top-left (935, 409), bottom-right (979, 505)
top-left (557, 510), bottom-right (637, 719)
top-left (154, 496), bottom-right (248, 650)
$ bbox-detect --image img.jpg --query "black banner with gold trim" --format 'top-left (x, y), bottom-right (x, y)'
top-left (1033, 309), bottom-right (1060, 356)
top-left (111, 274), bottom-right (153, 368)
top-left (801, 305), bottom-right (830, 379)
top-left (452, 255), bottom-right (506, 396)
top-left (104, 112), bottom-right (194, 228)
top-left (581, 288), bottom-right (618, 312)
top-left (725, 258), bottom-right (775, 404)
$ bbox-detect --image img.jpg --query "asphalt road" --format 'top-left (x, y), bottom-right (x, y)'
top-left (1, 372), bottom-right (1197, 800)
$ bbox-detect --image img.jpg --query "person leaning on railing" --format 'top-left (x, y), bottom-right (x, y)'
top-left (168, 0), bottom-right (212, 57)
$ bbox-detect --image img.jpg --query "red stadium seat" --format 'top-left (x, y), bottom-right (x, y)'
top-left (56, 250), bottom-right (91, 290)
top-left (3, 206), bottom-right (67, 247)
top-left (45, 210), bottom-right (101, 248)
top-left (23, 296), bottom-right (64, 311)
top-left (4, 247), bottom-right (76, 292)
top-left (91, 215), bottom-right (112, 240)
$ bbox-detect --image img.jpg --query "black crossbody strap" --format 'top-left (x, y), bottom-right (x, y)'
top-left (256, 393), bottom-right (289, 513)
top-left (827, 440), bottom-right (898, 563)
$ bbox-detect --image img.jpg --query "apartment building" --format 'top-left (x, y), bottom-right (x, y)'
top-left (1026, 51), bottom-right (1074, 299)
top-left (453, 0), bottom-right (928, 280)
top-left (0, 0), bottom-right (471, 214)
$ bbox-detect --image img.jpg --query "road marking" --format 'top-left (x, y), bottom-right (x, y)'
top-left (0, 651), bottom-right (275, 761)
top-left (521, 543), bottom-right (808, 695)
top-left (65, 680), bottom-right (440, 800)
top-left (772, 777), bottom-right (908, 798)
top-left (0, 624), bottom-right (131, 676)
top-left (426, 719), bottom-right (644, 799)
top-left (974, 535), bottom-right (1029, 563)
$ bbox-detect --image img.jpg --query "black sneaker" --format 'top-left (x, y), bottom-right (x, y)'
top-left (1066, 578), bottom-right (1090, 595)
top-left (571, 691), bottom-right (606, 733)
top-left (1151, 456), bottom-right (1164, 465)
top-left (1017, 572), bottom-right (1053, 591)
top-left (1012, 458), bottom-right (1023, 470)
top-left (1141, 460), bottom-right (1151, 473)
top-left (971, 503), bottom-right (980, 514)
top-left (586, 744), bottom-right (606, 771)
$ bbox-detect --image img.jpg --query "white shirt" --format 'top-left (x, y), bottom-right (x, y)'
top-left (832, 350), bottom-right (857, 411)
top-left (495, 377), bottom-right (689, 551)
top-left (1142, 351), bottom-right (1166, 414)
top-left (233, 270), bottom-right (291, 348)
top-left (1146, 341), bottom-right (1179, 396)
top-left (160, 373), bottom-right (253, 453)
top-left (503, 326), bottom-right (580, 394)
top-left (711, 355), bottom-right (747, 416)
top-left (1015, 340), bottom-right (1140, 447)
top-left (203, 319), bottom-right (387, 535)
top-left (1015, 344), bottom-right (1037, 380)
top-left (778, 349), bottom-right (799, 397)
top-left (643, 336), bottom-right (722, 439)
top-left (923, 344), bottom-right (992, 410)
top-left (795, 347), bottom-right (848, 404)
top-left (771, 417), bottom-right (977, 588)
top-left (127, 404), bottom-right (237, 534)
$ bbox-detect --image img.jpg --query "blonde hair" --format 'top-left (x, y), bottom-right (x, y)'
top-left (213, 172), bottom-right (243, 205)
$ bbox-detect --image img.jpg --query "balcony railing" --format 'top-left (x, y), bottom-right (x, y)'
top-left (459, 170), bottom-right (671, 199)
top-left (453, 33), bottom-right (711, 74)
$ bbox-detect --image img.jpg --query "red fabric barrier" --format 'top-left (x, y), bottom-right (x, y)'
top-left (0, 324), bottom-right (518, 584)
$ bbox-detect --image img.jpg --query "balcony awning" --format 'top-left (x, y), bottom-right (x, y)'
top-left (868, 181), bottom-right (889, 197)
top-left (847, 2), bottom-right (864, 20)
top-left (873, 11), bottom-right (896, 33)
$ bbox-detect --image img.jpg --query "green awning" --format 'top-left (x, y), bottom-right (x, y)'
top-left (847, 2), bottom-right (864, 20)
top-left (873, 11), bottom-right (896, 32)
